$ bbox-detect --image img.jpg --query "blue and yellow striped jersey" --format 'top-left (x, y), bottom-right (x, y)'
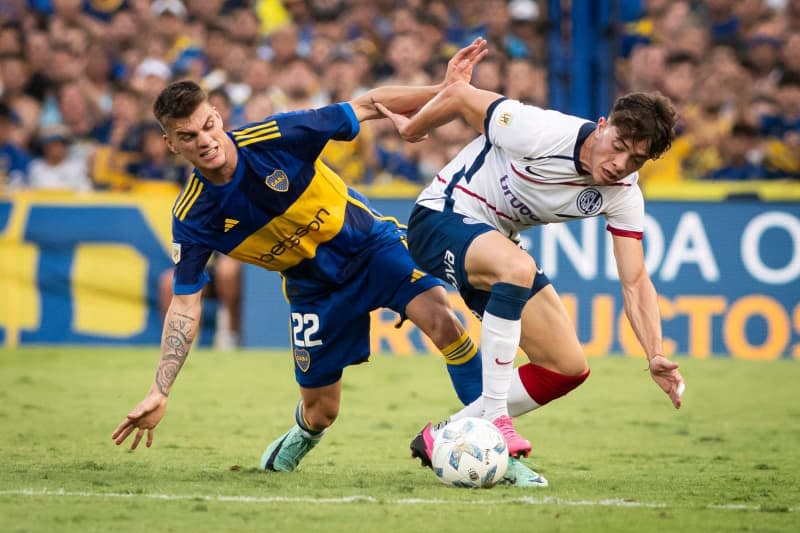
top-left (170, 103), bottom-right (404, 295)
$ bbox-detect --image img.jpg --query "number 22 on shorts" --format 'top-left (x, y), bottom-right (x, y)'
top-left (291, 313), bottom-right (323, 347)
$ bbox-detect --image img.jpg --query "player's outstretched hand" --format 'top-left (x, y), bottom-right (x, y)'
top-left (374, 102), bottom-right (429, 143)
top-left (443, 37), bottom-right (488, 87)
top-left (111, 392), bottom-right (168, 450)
top-left (648, 354), bottom-right (685, 409)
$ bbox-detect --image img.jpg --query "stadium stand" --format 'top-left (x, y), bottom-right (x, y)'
top-left (0, 0), bottom-right (798, 194)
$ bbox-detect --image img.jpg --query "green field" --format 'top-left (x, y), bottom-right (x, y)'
top-left (0, 347), bottom-right (797, 532)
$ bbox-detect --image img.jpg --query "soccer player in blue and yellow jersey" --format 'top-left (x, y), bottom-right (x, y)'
top-left (112, 40), bottom-right (489, 474)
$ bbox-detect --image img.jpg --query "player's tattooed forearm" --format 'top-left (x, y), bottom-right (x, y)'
top-left (156, 348), bottom-right (187, 397)
top-left (155, 313), bottom-right (195, 397)
top-left (156, 358), bottom-right (180, 396)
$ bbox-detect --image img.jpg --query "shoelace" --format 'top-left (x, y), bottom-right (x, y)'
top-left (431, 420), bottom-right (449, 432)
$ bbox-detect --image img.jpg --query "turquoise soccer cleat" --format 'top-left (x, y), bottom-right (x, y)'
top-left (260, 425), bottom-right (321, 472)
top-left (500, 457), bottom-right (549, 488)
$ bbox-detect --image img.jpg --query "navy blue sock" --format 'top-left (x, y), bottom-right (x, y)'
top-left (446, 350), bottom-right (483, 404)
top-left (440, 332), bottom-right (482, 405)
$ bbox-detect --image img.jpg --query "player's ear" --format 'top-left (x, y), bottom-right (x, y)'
top-left (597, 116), bottom-right (607, 129)
top-left (163, 134), bottom-right (179, 155)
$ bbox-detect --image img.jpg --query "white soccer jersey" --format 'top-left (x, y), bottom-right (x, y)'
top-left (416, 98), bottom-right (645, 241)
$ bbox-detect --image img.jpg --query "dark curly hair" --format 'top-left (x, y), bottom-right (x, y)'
top-left (609, 92), bottom-right (677, 160)
top-left (153, 80), bottom-right (207, 128)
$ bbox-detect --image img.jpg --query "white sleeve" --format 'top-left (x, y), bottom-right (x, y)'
top-left (604, 180), bottom-right (645, 238)
top-left (485, 98), bottom-right (587, 161)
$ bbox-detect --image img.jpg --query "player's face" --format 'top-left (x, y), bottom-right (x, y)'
top-left (164, 102), bottom-right (229, 173)
top-left (588, 119), bottom-right (650, 185)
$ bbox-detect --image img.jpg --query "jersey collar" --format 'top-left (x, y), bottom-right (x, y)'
top-left (573, 121), bottom-right (597, 175)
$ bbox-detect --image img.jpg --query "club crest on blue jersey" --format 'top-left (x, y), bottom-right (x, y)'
top-left (294, 348), bottom-right (311, 372)
top-left (576, 188), bottom-right (603, 215)
top-left (265, 169), bottom-right (289, 192)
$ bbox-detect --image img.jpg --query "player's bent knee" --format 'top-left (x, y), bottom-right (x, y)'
top-left (301, 396), bottom-right (340, 430)
top-left (495, 259), bottom-right (537, 288)
top-left (557, 357), bottom-right (590, 378)
top-left (518, 363), bottom-right (590, 406)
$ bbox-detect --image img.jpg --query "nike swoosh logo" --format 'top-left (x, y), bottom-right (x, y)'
top-left (495, 358), bottom-right (514, 365)
top-left (536, 268), bottom-right (543, 275)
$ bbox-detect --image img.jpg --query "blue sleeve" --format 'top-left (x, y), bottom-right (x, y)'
top-left (269, 103), bottom-right (360, 161)
top-left (172, 222), bottom-right (212, 295)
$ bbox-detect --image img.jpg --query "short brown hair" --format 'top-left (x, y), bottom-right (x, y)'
top-left (153, 80), bottom-right (207, 128)
top-left (609, 92), bottom-right (677, 160)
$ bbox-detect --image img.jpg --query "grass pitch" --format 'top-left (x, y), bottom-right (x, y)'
top-left (0, 347), bottom-right (798, 532)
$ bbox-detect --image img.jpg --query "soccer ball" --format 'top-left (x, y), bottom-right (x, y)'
top-left (431, 417), bottom-right (508, 488)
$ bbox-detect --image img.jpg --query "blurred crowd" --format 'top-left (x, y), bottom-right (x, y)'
top-left (619, 0), bottom-right (800, 183)
top-left (0, 0), bottom-right (798, 197)
top-left (0, 0), bottom-right (545, 194)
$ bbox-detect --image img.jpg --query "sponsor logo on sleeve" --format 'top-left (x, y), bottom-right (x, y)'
top-left (497, 112), bottom-right (512, 127)
top-left (171, 242), bottom-right (181, 264)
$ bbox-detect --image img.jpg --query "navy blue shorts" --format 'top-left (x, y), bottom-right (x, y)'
top-left (286, 236), bottom-right (444, 388)
top-left (407, 205), bottom-right (551, 317)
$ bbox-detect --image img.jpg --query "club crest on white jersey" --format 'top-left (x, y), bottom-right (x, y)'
top-left (576, 188), bottom-right (603, 215)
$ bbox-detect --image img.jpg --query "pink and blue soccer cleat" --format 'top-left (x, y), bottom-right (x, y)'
top-left (491, 415), bottom-right (532, 458)
top-left (410, 422), bottom-right (435, 467)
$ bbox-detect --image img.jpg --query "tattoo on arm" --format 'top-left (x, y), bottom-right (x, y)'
top-left (155, 311), bottom-right (197, 396)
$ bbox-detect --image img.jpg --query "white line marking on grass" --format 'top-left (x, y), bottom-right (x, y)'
top-left (0, 489), bottom-right (794, 512)
top-left (0, 489), bottom-right (376, 505)
top-left (393, 497), bottom-right (667, 508)
top-left (707, 503), bottom-right (794, 512)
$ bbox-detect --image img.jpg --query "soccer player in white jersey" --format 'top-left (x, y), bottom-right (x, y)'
top-left (377, 78), bottom-right (686, 487)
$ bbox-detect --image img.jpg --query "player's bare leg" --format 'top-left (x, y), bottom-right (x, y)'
top-left (509, 285), bottom-right (590, 417)
top-left (261, 381), bottom-right (341, 472)
top-left (213, 255), bottom-right (241, 351)
top-left (489, 285), bottom-right (588, 488)
top-left (406, 285), bottom-right (483, 405)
